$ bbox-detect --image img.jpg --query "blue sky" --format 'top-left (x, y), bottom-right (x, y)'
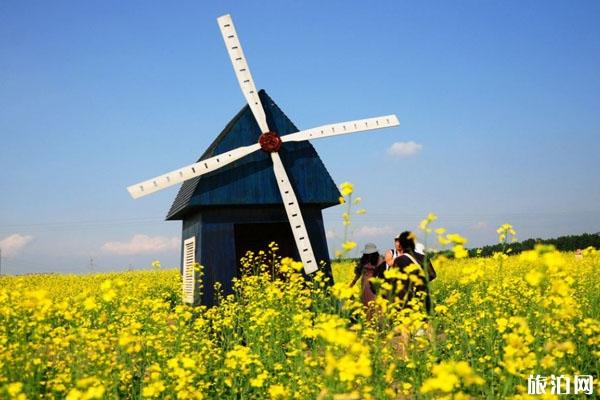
top-left (1, 1), bottom-right (599, 274)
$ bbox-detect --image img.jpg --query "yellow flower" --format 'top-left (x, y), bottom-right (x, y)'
top-left (84, 385), bottom-right (105, 399)
top-left (438, 236), bottom-right (451, 246)
top-left (339, 181), bottom-right (354, 196)
top-left (66, 388), bottom-right (83, 400)
top-left (181, 357), bottom-right (195, 369)
top-left (582, 246), bottom-right (597, 256)
top-left (8, 382), bottom-right (23, 396)
top-left (420, 361), bottom-right (483, 394)
top-left (452, 245), bottom-right (468, 259)
top-left (525, 270), bottom-right (544, 287)
top-left (540, 355), bottom-right (555, 369)
top-left (291, 261), bottom-right (304, 271)
top-left (341, 241), bottom-right (357, 251)
top-left (447, 233), bottom-right (468, 245)
top-left (100, 280), bottom-right (112, 291)
top-left (519, 249), bottom-right (538, 262)
top-left (496, 318), bottom-right (508, 333)
top-left (384, 268), bottom-right (408, 281)
top-left (497, 223), bottom-right (517, 242)
top-left (435, 304), bottom-right (448, 314)
top-left (268, 384), bottom-right (288, 399)
top-left (102, 289), bottom-right (117, 302)
top-left (142, 386), bottom-right (156, 397)
top-left (332, 283), bottom-right (355, 300)
top-left (118, 333), bottom-right (134, 347)
top-left (83, 297), bottom-right (97, 311)
top-left (250, 371), bottom-right (268, 387)
top-left (496, 223), bottom-right (513, 234)
top-left (421, 369), bottom-right (459, 393)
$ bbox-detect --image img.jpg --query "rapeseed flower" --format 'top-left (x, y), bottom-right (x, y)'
top-left (341, 241), bottom-right (357, 251)
top-left (268, 384), bottom-right (287, 398)
top-left (0, 228), bottom-right (597, 399)
top-left (420, 360), bottom-right (483, 394)
top-left (339, 181), bottom-right (354, 196)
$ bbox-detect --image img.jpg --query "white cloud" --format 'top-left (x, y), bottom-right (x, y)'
top-left (354, 225), bottom-right (394, 238)
top-left (387, 141), bottom-right (423, 157)
top-left (471, 221), bottom-right (488, 231)
top-left (325, 229), bottom-right (337, 239)
top-left (101, 234), bottom-right (179, 255)
top-left (0, 234), bottom-right (34, 257)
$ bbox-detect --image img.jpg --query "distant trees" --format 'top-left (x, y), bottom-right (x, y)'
top-left (469, 232), bottom-right (600, 257)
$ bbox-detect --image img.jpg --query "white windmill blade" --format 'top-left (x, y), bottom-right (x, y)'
top-left (217, 14), bottom-right (270, 134)
top-left (282, 114), bottom-right (399, 143)
top-left (270, 152), bottom-right (319, 274)
top-left (127, 143), bottom-right (261, 199)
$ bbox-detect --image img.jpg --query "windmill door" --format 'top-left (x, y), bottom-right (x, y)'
top-left (234, 222), bottom-right (298, 274)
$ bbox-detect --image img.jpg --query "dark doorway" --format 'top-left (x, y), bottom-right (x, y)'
top-left (234, 222), bottom-right (299, 274)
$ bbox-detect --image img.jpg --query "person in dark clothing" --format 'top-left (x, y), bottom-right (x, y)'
top-left (390, 231), bottom-right (436, 313)
top-left (350, 243), bottom-right (384, 307)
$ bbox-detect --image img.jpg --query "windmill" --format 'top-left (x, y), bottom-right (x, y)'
top-left (127, 14), bottom-right (399, 305)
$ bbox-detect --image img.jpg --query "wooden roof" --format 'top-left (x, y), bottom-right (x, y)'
top-left (166, 90), bottom-right (340, 220)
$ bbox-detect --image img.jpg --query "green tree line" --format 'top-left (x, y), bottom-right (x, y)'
top-left (469, 232), bottom-right (600, 257)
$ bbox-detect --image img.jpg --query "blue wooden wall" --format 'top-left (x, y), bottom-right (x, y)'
top-left (181, 206), bottom-right (332, 306)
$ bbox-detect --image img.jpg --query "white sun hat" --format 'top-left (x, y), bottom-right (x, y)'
top-left (361, 243), bottom-right (379, 255)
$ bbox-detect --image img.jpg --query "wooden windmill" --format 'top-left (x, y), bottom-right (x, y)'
top-left (127, 15), bottom-right (399, 306)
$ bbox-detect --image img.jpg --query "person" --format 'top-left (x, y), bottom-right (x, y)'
top-left (349, 243), bottom-right (384, 307)
top-left (384, 234), bottom-right (426, 270)
top-left (390, 231), bottom-right (437, 313)
top-left (415, 242), bottom-right (426, 255)
top-left (383, 237), bottom-right (402, 271)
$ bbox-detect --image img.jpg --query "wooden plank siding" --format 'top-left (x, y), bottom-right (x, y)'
top-left (182, 206), bottom-right (333, 306)
top-left (167, 90), bottom-right (340, 220)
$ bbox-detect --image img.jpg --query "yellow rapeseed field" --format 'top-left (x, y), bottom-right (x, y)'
top-left (0, 244), bottom-right (598, 399)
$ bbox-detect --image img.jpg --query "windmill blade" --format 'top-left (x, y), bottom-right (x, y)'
top-left (270, 152), bottom-right (319, 274)
top-left (282, 114), bottom-right (399, 143)
top-left (217, 14), bottom-right (270, 134)
top-left (127, 143), bottom-right (261, 199)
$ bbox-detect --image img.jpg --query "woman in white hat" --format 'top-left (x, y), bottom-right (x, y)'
top-left (349, 243), bottom-right (384, 308)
